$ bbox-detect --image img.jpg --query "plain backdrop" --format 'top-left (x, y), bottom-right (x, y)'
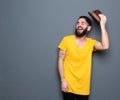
top-left (0, 0), bottom-right (120, 100)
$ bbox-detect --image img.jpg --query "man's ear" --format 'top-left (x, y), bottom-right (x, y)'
top-left (87, 26), bottom-right (91, 31)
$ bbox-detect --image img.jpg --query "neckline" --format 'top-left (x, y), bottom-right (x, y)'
top-left (73, 36), bottom-right (89, 49)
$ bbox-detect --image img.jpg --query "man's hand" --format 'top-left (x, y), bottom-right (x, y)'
top-left (99, 14), bottom-right (107, 27)
top-left (61, 79), bottom-right (69, 92)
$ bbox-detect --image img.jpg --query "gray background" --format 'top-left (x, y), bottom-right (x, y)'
top-left (0, 0), bottom-right (120, 100)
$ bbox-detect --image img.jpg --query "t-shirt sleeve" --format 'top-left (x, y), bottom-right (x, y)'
top-left (93, 39), bottom-right (97, 46)
top-left (58, 37), bottom-right (67, 51)
top-left (92, 39), bottom-right (97, 51)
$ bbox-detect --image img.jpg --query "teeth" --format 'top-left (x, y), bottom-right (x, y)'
top-left (78, 26), bottom-right (83, 30)
top-left (78, 28), bottom-right (82, 30)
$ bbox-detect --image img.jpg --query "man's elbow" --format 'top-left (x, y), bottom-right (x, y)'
top-left (104, 45), bottom-right (109, 50)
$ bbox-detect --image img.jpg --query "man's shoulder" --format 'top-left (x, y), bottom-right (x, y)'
top-left (87, 37), bottom-right (96, 41)
top-left (63, 35), bottom-right (74, 39)
top-left (87, 37), bottom-right (97, 45)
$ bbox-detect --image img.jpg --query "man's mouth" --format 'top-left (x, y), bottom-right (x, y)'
top-left (77, 26), bottom-right (83, 30)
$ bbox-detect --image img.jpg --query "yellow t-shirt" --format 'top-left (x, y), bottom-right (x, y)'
top-left (58, 35), bottom-right (97, 95)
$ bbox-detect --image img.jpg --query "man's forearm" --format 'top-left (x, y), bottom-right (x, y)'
top-left (101, 26), bottom-right (109, 49)
top-left (58, 49), bottom-right (66, 82)
top-left (58, 58), bottom-right (65, 82)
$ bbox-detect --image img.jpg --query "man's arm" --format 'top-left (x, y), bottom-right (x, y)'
top-left (94, 14), bottom-right (109, 50)
top-left (58, 49), bottom-right (66, 82)
top-left (58, 49), bottom-right (69, 92)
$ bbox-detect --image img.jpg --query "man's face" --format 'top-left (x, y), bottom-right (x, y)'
top-left (75, 18), bottom-right (89, 37)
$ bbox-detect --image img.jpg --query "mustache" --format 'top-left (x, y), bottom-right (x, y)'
top-left (77, 26), bottom-right (84, 30)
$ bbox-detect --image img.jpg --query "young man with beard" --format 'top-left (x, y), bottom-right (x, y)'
top-left (58, 14), bottom-right (109, 100)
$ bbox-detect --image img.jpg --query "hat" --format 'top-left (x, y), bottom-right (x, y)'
top-left (88, 10), bottom-right (102, 24)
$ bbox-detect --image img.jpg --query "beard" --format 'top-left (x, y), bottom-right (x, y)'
top-left (75, 28), bottom-right (88, 37)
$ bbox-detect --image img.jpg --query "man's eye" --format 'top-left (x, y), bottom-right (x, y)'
top-left (81, 22), bottom-right (85, 24)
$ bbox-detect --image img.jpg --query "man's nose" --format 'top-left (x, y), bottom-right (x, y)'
top-left (78, 23), bottom-right (83, 26)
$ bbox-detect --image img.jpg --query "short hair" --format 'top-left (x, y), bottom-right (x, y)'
top-left (78, 16), bottom-right (92, 26)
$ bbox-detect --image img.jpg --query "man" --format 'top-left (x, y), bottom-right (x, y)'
top-left (58, 14), bottom-right (109, 100)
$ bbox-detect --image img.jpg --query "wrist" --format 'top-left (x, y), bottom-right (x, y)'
top-left (100, 25), bottom-right (106, 30)
top-left (61, 78), bottom-right (66, 82)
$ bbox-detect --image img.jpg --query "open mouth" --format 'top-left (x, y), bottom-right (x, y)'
top-left (77, 26), bottom-right (83, 30)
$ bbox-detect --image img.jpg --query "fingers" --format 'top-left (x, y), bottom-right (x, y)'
top-left (98, 14), bottom-right (107, 21)
top-left (98, 14), bottom-right (107, 26)
top-left (62, 85), bottom-right (69, 92)
top-left (61, 80), bottom-right (69, 92)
